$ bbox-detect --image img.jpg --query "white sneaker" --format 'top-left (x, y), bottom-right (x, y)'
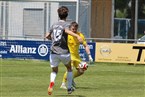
top-left (60, 84), bottom-right (67, 89)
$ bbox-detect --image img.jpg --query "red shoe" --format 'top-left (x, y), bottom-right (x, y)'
top-left (48, 82), bottom-right (54, 95)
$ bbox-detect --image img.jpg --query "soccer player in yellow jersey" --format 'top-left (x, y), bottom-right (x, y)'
top-left (60, 22), bottom-right (93, 89)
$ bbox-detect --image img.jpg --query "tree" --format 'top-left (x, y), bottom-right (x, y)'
top-left (115, 0), bottom-right (130, 17)
top-left (138, 0), bottom-right (145, 19)
top-left (115, 0), bottom-right (145, 40)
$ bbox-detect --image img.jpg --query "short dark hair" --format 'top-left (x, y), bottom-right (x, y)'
top-left (57, 6), bottom-right (69, 19)
top-left (69, 22), bottom-right (78, 28)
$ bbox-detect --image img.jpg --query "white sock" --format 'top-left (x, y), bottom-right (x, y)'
top-left (61, 82), bottom-right (66, 86)
top-left (50, 72), bottom-right (56, 82)
top-left (67, 71), bottom-right (73, 89)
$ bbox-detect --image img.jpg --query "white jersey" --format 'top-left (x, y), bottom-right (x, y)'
top-left (49, 20), bottom-right (70, 54)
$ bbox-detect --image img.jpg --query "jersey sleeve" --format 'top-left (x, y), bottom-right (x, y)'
top-left (80, 33), bottom-right (87, 45)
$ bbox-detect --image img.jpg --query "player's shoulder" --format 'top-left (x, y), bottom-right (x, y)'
top-left (65, 20), bottom-right (73, 26)
top-left (52, 20), bottom-right (69, 27)
top-left (77, 32), bottom-right (85, 37)
top-left (51, 22), bottom-right (60, 28)
top-left (77, 32), bottom-right (83, 34)
top-left (65, 20), bottom-right (72, 24)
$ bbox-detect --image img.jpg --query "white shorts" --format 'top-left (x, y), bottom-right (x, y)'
top-left (49, 53), bottom-right (71, 67)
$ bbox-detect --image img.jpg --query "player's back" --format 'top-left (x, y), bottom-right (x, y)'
top-left (49, 20), bottom-right (70, 54)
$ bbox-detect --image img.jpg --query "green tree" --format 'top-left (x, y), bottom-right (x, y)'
top-left (115, 0), bottom-right (130, 18)
top-left (115, 0), bottom-right (145, 40)
top-left (115, 0), bottom-right (145, 19)
top-left (138, 0), bottom-right (145, 19)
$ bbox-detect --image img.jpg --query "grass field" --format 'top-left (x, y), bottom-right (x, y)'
top-left (0, 59), bottom-right (145, 97)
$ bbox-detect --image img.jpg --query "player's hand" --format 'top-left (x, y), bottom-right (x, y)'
top-left (45, 32), bottom-right (51, 40)
top-left (88, 54), bottom-right (93, 63)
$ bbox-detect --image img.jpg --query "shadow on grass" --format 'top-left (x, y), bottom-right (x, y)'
top-left (54, 95), bottom-right (86, 97)
top-left (76, 86), bottom-right (98, 90)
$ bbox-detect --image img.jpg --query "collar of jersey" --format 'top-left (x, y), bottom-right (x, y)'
top-left (59, 20), bottom-right (65, 22)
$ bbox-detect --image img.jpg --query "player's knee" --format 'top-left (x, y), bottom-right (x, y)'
top-left (66, 66), bottom-right (72, 72)
top-left (52, 67), bottom-right (58, 73)
top-left (65, 62), bottom-right (72, 71)
top-left (78, 69), bottom-right (84, 74)
top-left (80, 71), bottom-right (84, 75)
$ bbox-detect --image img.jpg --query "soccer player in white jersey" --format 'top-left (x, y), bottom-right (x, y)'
top-left (45, 6), bottom-right (83, 95)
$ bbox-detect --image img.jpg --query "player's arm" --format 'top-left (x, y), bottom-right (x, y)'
top-left (45, 26), bottom-right (53, 40)
top-left (81, 34), bottom-right (93, 62)
top-left (45, 32), bottom-right (51, 40)
top-left (83, 43), bottom-right (93, 62)
top-left (65, 29), bottom-right (83, 43)
top-left (83, 43), bottom-right (91, 56)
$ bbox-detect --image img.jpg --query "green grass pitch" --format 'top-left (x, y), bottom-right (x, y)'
top-left (0, 59), bottom-right (145, 97)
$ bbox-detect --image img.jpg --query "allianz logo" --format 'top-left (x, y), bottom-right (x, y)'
top-left (0, 41), bottom-right (7, 46)
top-left (9, 44), bottom-right (48, 57)
top-left (10, 45), bottom-right (36, 54)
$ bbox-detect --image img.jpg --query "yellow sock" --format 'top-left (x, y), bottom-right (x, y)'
top-left (62, 70), bottom-right (82, 83)
top-left (62, 71), bottom-right (67, 83)
top-left (62, 61), bottom-right (83, 83)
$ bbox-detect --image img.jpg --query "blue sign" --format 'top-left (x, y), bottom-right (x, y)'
top-left (79, 42), bottom-right (96, 61)
top-left (0, 40), bottom-right (96, 61)
top-left (0, 40), bottom-right (51, 60)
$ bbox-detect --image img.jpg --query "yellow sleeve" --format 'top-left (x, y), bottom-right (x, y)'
top-left (68, 35), bottom-right (73, 44)
top-left (79, 32), bottom-right (87, 45)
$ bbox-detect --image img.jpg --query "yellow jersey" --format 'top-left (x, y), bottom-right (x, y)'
top-left (68, 32), bottom-right (87, 63)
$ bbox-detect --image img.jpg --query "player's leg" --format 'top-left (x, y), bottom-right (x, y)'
top-left (73, 61), bottom-right (84, 78)
top-left (72, 61), bottom-right (84, 88)
top-left (48, 54), bottom-right (60, 95)
top-left (60, 71), bottom-right (67, 89)
top-left (71, 55), bottom-right (84, 79)
top-left (60, 60), bottom-right (76, 89)
top-left (60, 60), bottom-right (84, 89)
top-left (60, 60), bottom-right (79, 89)
top-left (65, 61), bottom-right (75, 94)
top-left (61, 54), bottom-right (74, 94)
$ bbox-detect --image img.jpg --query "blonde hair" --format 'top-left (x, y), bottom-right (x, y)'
top-left (69, 22), bottom-right (78, 28)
